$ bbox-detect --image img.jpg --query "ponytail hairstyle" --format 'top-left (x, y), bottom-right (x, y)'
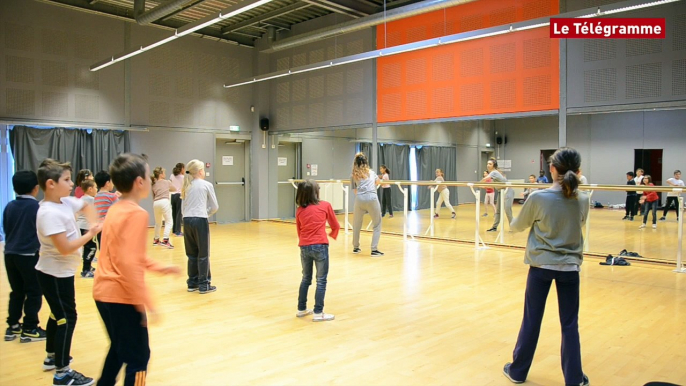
top-left (436, 168), bottom-right (444, 178)
top-left (172, 162), bottom-right (184, 176)
top-left (488, 157), bottom-right (499, 171)
top-left (549, 147), bottom-right (582, 199)
top-left (75, 169), bottom-right (92, 188)
top-left (380, 165), bottom-right (390, 177)
top-left (151, 167), bottom-right (164, 186)
top-left (641, 175), bottom-right (652, 185)
top-left (352, 152), bottom-right (370, 182)
top-left (182, 160), bottom-right (204, 200)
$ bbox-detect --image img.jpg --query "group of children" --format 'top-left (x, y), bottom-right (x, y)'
top-left (623, 168), bottom-right (683, 228)
top-left (2, 155), bottom-right (185, 386)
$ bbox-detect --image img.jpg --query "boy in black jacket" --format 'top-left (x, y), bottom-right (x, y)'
top-left (3, 170), bottom-right (46, 342)
top-left (623, 171), bottom-right (637, 221)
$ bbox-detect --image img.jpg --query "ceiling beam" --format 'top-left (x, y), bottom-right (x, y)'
top-left (315, 0), bottom-right (376, 15)
top-left (261, 20), bottom-right (292, 30)
top-left (161, 0), bottom-right (208, 21)
top-left (35, 0), bottom-right (253, 46)
top-left (302, 0), bottom-right (365, 18)
top-left (221, 2), bottom-right (309, 34)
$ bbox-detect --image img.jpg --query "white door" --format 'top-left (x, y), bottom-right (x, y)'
top-left (215, 140), bottom-right (248, 223)
top-left (278, 142), bottom-right (298, 219)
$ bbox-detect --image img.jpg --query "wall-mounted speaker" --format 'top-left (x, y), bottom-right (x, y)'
top-left (496, 137), bottom-right (503, 145)
top-left (260, 118), bottom-right (269, 131)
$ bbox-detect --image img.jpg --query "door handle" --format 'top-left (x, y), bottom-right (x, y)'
top-left (242, 177), bottom-right (245, 186)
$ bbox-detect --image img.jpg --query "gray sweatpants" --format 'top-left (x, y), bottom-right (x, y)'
top-left (353, 192), bottom-right (382, 250)
top-left (492, 188), bottom-right (514, 229)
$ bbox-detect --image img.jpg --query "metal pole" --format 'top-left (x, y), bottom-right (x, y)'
top-left (425, 186), bottom-right (436, 236)
top-left (343, 185), bottom-right (350, 234)
top-left (675, 195), bottom-right (685, 273)
top-left (584, 190), bottom-right (594, 252)
top-left (398, 182), bottom-right (407, 241)
top-left (495, 187), bottom-right (507, 243)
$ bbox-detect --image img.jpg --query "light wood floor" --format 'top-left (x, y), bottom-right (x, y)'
top-left (1, 222), bottom-right (685, 386)
top-left (281, 204), bottom-right (685, 263)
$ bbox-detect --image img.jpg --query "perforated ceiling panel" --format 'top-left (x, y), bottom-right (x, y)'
top-left (377, 0), bottom-right (559, 123)
top-left (567, 1), bottom-right (686, 108)
top-left (674, 59), bottom-right (686, 96)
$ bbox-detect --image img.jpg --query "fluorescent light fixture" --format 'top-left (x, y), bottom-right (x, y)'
top-left (229, 125), bottom-right (240, 131)
top-left (604, 0), bottom-right (679, 14)
top-left (91, 0), bottom-right (273, 71)
top-left (516, 22), bottom-right (550, 31)
top-left (222, 0), bottom-right (681, 88)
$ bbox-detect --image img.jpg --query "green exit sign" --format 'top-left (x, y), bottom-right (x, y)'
top-left (229, 125), bottom-right (240, 131)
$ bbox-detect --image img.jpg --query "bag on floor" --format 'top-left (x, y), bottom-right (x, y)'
top-left (599, 255), bottom-right (630, 266)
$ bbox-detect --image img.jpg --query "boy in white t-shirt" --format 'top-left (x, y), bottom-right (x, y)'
top-left (661, 170), bottom-right (683, 221)
top-left (35, 159), bottom-right (102, 386)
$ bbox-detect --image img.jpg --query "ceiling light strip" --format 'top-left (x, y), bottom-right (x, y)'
top-left (90, 0), bottom-right (273, 72)
top-left (223, 0), bottom-right (680, 88)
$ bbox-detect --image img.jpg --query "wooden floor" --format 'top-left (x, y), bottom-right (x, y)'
top-left (1, 222), bottom-right (685, 386)
top-left (281, 204), bottom-right (685, 263)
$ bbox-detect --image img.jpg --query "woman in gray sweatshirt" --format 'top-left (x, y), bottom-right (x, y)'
top-left (502, 148), bottom-right (590, 386)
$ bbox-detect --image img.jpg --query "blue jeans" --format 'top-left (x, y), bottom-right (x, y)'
top-left (298, 244), bottom-right (329, 314)
top-left (510, 267), bottom-right (583, 386)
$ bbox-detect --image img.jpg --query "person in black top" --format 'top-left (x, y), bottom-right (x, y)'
top-left (623, 171), bottom-right (637, 221)
top-left (3, 170), bottom-right (46, 343)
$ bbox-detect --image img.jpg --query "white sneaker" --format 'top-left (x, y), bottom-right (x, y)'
top-left (639, 224), bottom-right (646, 229)
top-left (652, 224), bottom-right (657, 229)
top-left (312, 313), bottom-right (335, 322)
top-left (296, 309), bottom-right (313, 318)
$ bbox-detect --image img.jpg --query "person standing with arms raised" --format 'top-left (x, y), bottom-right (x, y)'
top-left (502, 148), bottom-right (590, 386)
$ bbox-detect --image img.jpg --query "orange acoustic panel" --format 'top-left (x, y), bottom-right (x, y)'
top-left (376, 0), bottom-right (560, 123)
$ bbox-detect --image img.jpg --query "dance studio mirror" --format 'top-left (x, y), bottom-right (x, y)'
top-left (272, 117), bottom-right (681, 265)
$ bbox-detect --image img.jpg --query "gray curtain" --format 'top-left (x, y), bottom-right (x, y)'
top-left (416, 146), bottom-right (457, 210)
top-left (359, 142), bottom-right (411, 212)
top-left (9, 126), bottom-right (130, 175)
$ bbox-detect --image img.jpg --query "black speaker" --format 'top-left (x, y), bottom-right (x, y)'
top-left (496, 137), bottom-right (503, 145)
top-left (260, 118), bottom-right (269, 131)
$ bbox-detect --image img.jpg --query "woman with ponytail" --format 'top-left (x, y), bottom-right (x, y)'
top-left (502, 148), bottom-right (590, 386)
top-left (151, 167), bottom-right (176, 248)
top-left (351, 153), bottom-right (383, 256)
top-left (181, 160), bottom-right (219, 294)
top-left (481, 158), bottom-right (514, 232)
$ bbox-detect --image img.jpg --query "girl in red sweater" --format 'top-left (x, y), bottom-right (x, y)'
top-left (295, 180), bottom-right (340, 322)
top-left (639, 175), bottom-right (659, 229)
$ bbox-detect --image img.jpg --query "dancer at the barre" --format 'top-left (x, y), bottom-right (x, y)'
top-left (481, 158), bottom-right (514, 232)
top-left (638, 175), bottom-right (659, 230)
top-left (661, 170), bottom-right (683, 221)
top-left (170, 163), bottom-right (185, 236)
top-left (351, 153), bottom-right (383, 256)
top-left (379, 165), bottom-right (393, 218)
top-left (182, 160), bottom-right (219, 293)
top-left (431, 169), bottom-right (456, 219)
top-left (483, 171), bottom-right (496, 217)
top-left (502, 147), bottom-right (590, 386)
top-left (295, 180), bottom-right (340, 322)
top-left (151, 167), bottom-right (176, 248)
top-left (623, 171), bottom-right (638, 221)
top-left (522, 174), bottom-right (537, 202)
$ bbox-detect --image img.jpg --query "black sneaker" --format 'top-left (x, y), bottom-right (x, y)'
top-left (43, 356), bottom-right (73, 371)
top-left (502, 362), bottom-right (524, 384)
top-left (199, 285), bottom-right (217, 294)
top-left (371, 250), bottom-right (384, 256)
top-left (579, 374), bottom-right (590, 386)
top-left (622, 216), bottom-right (628, 220)
top-left (487, 227), bottom-right (498, 232)
top-left (4, 325), bottom-right (21, 341)
top-left (187, 286), bottom-right (199, 292)
top-left (53, 369), bottom-right (94, 386)
top-left (352, 248), bottom-right (361, 254)
top-left (660, 217), bottom-right (666, 221)
top-left (451, 212), bottom-right (456, 219)
top-left (20, 327), bottom-right (46, 343)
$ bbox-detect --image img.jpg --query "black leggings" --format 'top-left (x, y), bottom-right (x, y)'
top-left (380, 188), bottom-right (393, 216)
top-left (662, 197), bottom-right (680, 219)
